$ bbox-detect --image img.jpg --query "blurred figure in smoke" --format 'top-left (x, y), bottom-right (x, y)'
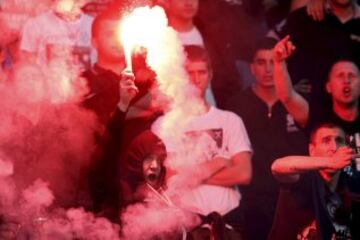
top-left (19, 0), bottom-right (93, 68)
top-left (121, 130), bottom-right (192, 240)
top-left (82, 5), bottom-right (161, 222)
top-left (0, 59), bottom-right (98, 210)
top-left (152, 45), bottom-right (253, 239)
top-left (82, 7), bottom-right (134, 222)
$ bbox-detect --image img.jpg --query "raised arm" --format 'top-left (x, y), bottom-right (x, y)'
top-left (273, 36), bottom-right (309, 128)
top-left (271, 146), bottom-right (355, 183)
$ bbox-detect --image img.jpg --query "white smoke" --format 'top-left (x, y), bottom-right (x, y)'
top-left (0, 2), bottom-right (113, 239)
top-left (120, 5), bottom-right (205, 162)
top-left (118, 6), bottom-right (207, 239)
top-left (121, 202), bottom-right (199, 240)
top-left (0, 0), bottom-right (53, 45)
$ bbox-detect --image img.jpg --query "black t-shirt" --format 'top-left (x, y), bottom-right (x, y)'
top-left (226, 88), bottom-right (308, 239)
top-left (82, 65), bottom-right (126, 220)
top-left (227, 88), bottom-right (308, 197)
top-left (269, 171), bottom-right (359, 240)
top-left (306, 102), bottom-right (360, 138)
top-left (82, 65), bottom-right (122, 125)
top-left (269, 172), bottom-right (315, 240)
top-left (270, 171), bottom-right (360, 240)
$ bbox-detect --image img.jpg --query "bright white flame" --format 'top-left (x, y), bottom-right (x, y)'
top-left (119, 6), bottom-right (204, 143)
top-left (119, 6), bottom-right (168, 71)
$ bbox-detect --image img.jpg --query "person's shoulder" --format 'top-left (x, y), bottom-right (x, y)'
top-left (285, 6), bottom-right (316, 28)
top-left (211, 106), bottom-right (244, 123)
top-left (22, 10), bottom-right (52, 28)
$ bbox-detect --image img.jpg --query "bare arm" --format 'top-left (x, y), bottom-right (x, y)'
top-left (273, 36), bottom-right (309, 128)
top-left (203, 151), bottom-right (252, 187)
top-left (271, 146), bottom-right (355, 183)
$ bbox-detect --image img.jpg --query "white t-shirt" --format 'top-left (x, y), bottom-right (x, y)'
top-left (20, 10), bottom-right (93, 66)
top-left (177, 26), bottom-right (204, 46)
top-left (152, 106), bottom-right (252, 215)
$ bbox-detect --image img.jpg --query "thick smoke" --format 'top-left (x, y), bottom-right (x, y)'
top-left (121, 202), bottom-right (199, 240)
top-left (0, 1), bottom-right (124, 239)
top-left (0, 2), bottom-right (217, 239)
top-left (0, 50), bottom-right (107, 239)
top-left (119, 6), bottom-right (207, 239)
top-left (0, 0), bottom-right (53, 45)
top-left (120, 6), bottom-right (205, 162)
top-left (35, 208), bottom-right (120, 239)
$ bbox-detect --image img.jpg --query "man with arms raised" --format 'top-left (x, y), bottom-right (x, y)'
top-left (226, 37), bottom-right (307, 240)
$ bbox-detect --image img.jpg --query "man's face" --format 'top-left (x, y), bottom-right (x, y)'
top-left (326, 61), bottom-right (360, 106)
top-left (167, 0), bottom-right (199, 21)
top-left (309, 127), bottom-right (346, 157)
top-left (185, 60), bottom-right (211, 99)
top-left (92, 20), bottom-right (124, 61)
top-left (143, 155), bottom-right (163, 187)
top-left (54, 0), bottom-right (85, 21)
top-left (251, 49), bottom-right (274, 88)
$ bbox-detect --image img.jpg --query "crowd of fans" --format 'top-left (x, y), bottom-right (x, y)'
top-left (0, 0), bottom-right (359, 239)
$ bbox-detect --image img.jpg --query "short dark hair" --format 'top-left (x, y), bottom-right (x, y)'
top-left (309, 122), bottom-right (344, 144)
top-left (327, 58), bottom-right (360, 82)
top-left (250, 37), bottom-right (277, 62)
top-left (183, 45), bottom-right (212, 70)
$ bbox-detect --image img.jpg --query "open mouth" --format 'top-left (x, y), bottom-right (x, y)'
top-left (343, 87), bottom-right (351, 96)
top-left (147, 173), bottom-right (157, 182)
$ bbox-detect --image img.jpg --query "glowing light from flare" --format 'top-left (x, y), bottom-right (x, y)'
top-left (118, 6), bottom-right (168, 71)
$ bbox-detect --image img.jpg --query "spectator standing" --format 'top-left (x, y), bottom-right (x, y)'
top-left (152, 45), bottom-right (252, 239)
top-left (226, 37), bottom-right (308, 240)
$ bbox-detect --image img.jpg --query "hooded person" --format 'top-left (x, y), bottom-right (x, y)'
top-left (121, 130), bottom-right (190, 240)
top-left (121, 130), bottom-right (167, 205)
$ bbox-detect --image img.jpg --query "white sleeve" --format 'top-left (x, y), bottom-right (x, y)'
top-left (225, 112), bottom-right (252, 156)
top-left (20, 18), bottom-right (40, 53)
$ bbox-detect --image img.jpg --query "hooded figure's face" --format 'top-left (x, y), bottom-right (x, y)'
top-left (143, 153), bottom-right (165, 189)
top-left (126, 130), bottom-right (167, 192)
